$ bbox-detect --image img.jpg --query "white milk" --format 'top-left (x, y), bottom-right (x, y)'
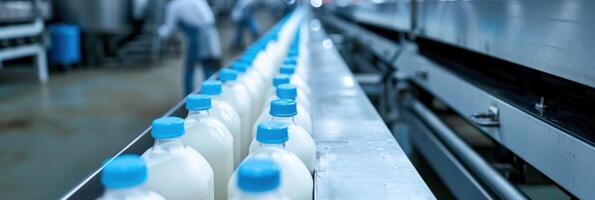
top-left (253, 54), bottom-right (275, 92)
top-left (249, 121), bottom-right (316, 173)
top-left (280, 60), bottom-right (311, 98)
top-left (142, 117), bottom-right (214, 200)
top-left (97, 188), bottom-right (165, 200)
top-left (97, 155), bottom-right (165, 200)
top-left (231, 192), bottom-right (289, 200)
top-left (233, 63), bottom-right (264, 125)
top-left (230, 145), bottom-right (312, 200)
top-left (220, 69), bottom-right (253, 160)
top-left (200, 81), bottom-right (243, 166)
top-left (246, 67), bottom-right (266, 93)
top-left (237, 54), bottom-right (267, 94)
top-left (230, 159), bottom-right (289, 200)
top-left (143, 145), bottom-right (214, 200)
top-left (229, 122), bottom-right (313, 200)
top-left (183, 95), bottom-right (234, 200)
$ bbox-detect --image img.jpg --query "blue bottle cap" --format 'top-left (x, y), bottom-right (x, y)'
top-left (238, 159), bottom-right (281, 192)
top-left (276, 84), bottom-right (297, 100)
top-left (200, 80), bottom-right (222, 95)
top-left (219, 69), bottom-right (238, 81)
top-left (232, 62), bottom-right (249, 73)
top-left (279, 65), bottom-right (296, 75)
top-left (256, 121), bottom-right (289, 144)
top-left (186, 94), bottom-right (212, 111)
top-left (283, 57), bottom-right (298, 65)
top-left (151, 117), bottom-right (185, 139)
top-left (272, 75), bottom-right (291, 87)
top-left (239, 54), bottom-right (255, 65)
top-left (101, 154), bottom-right (147, 189)
top-left (269, 99), bottom-right (297, 117)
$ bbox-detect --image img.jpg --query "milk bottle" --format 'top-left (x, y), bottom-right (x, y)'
top-left (261, 74), bottom-right (290, 109)
top-left (264, 83), bottom-right (311, 121)
top-left (279, 64), bottom-right (311, 98)
top-left (142, 117), bottom-right (214, 200)
top-left (281, 82), bottom-right (311, 112)
top-left (252, 53), bottom-right (275, 90)
top-left (230, 159), bottom-right (289, 200)
top-left (236, 55), bottom-right (266, 93)
top-left (256, 98), bottom-right (312, 136)
top-left (200, 80), bottom-right (242, 166)
top-left (219, 69), bottom-right (253, 159)
top-left (266, 75), bottom-right (310, 104)
top-left (283, 56), bottom-right (309, 82)
top-left (232, 62), bottom-right (264, 123)
top-left (229, 122), bottom-right (313, 200)
top-left (97, 155), bottom-right (165, 200)
top-left (183, 94), bottom-right (234, 200)
top-left (250, 99), bottom-right (315, 173)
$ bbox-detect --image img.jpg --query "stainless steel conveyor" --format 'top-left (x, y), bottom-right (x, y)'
top-left (307, 19), bottom-right (434, 200)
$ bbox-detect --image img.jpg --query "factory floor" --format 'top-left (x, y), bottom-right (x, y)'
top-left (0, 13), bottom-right (276, 199)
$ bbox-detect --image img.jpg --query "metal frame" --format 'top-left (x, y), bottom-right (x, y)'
top-left (0, 18), bottom-right (48, 83)
top-left (394, 44), bottom-right (595, 199)
top-left (407, 101), bottom-right (493, 200)
top-left (0, 44), bottom-right (47, 82)
top-left (407, 97), bottom-right (527, 200)
top-left (319, 13), bottom-right (401, 64)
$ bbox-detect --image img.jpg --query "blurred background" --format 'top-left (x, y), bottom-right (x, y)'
top-left (0, 0), bottom-right (292, 199)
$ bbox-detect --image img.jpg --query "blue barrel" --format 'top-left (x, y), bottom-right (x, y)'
top-left (49, 24), bottom-right (81, 65)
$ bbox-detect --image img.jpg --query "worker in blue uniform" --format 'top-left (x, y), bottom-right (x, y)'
top-left (159, 0), bottom-right (221, 95)
top-left (231, 0), bottom-right (260, 49)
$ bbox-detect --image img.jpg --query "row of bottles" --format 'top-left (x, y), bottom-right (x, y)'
top-left (97, 8), bottom-right (315, 200)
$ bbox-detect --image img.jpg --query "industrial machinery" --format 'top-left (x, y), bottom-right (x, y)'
top-left (52, 0), bottom-right (166, 65)
top-left (318, 0), bottom-right (595, 199)
top-left (0, 0), bottom-right (51, 82)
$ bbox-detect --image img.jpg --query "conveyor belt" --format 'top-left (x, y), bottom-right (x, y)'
top-left (307, 20), bottom-right (434, 200)
top-left (61, 13), bottom-right (435, 200)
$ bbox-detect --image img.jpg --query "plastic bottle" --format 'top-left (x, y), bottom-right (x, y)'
top-left (252, 53), bottom-right (275, 92)
top-left (251, 99), bottom-right (316, 172)
top-left (183, 94), bottom-right (234, 200)
top-left (236, 56), bottom-right (266, 94)
top-left (219, 69), bottom-right (253, 159)
top-left (230, 159), bottom-right (289, 200)
top-left (274, 71), bottom-right (310, 110)
top-left (278, 64), bottom-right (311, 103)
top-left (282, 56), bottom-right (309, 84)
top-left (229, 122), bottom-right (313, 200)
top-left (263, 75), bottom-right (305, 109)
top-left (200, 80), bottom-right (242, 167)
top-left (97, 155), bottom-right (165, 200)
top-left (142, 117), bottom-right (214, 200)
top-left (256, 97), bottom-right (312, 134)
top-left (232, 62), bottom-right (264, 124)
top-left (263, 83), bottom-right (311, 122)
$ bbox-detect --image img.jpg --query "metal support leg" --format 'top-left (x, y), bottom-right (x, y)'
top-left (36, 45), bottom-right (48, 83)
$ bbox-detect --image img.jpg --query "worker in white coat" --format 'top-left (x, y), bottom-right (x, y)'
top-left (159, 0), bottom-right (222, 95)
top-left (231, 0), bottom-right (260, 49)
